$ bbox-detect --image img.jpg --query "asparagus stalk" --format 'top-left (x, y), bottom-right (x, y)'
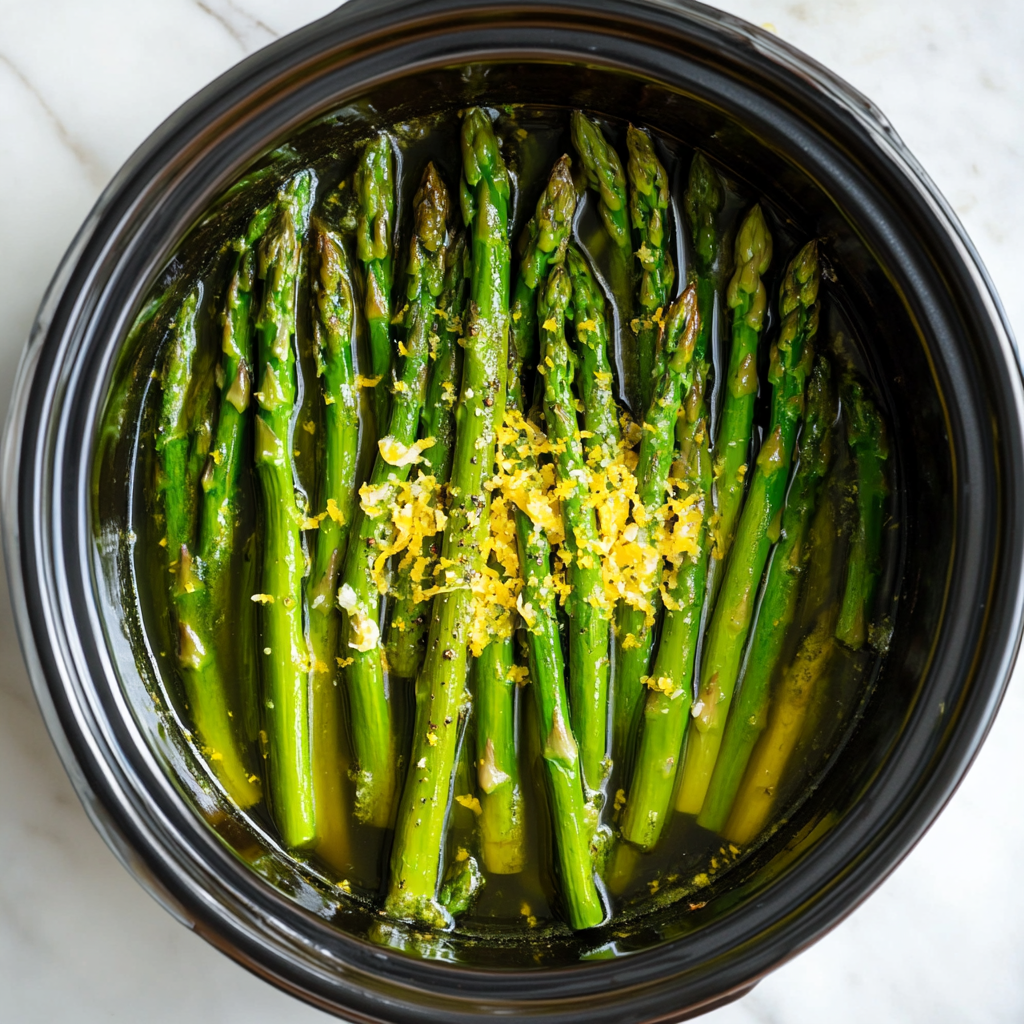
top-left (306, 214), bottom-right (361, 864)
top-left (570, 111), bottom-right (632, 308)
top-left (539, 264), bottom-right (610, 796)
top-left (711, 205), bottom-right (773, 586)
top-left (508, 154), bottom-right (576, 407)
top-left (514, 436), bottom-right (606, 931)
top-left (160, 286), bottom-right (250, 795)
top-left (385, 109), bottom-right (511, 928)
top-left (626, 125), bottom-right (675, 412)
top-left (835, 376), bottom-right (889, 649)
top-left (385, 234), bottom-right (469, 679)
top-left (157, 287), bottom-right (202, 564)
top-left (565, 245), bottom-right (621, 463)
top-left (474, 633), bottom-right (525, 874)
top-left (459, 155), bottom-right (577, 876)
top-left (182, 204), bottom-right (276, 809)
top-left (614, 153), bottom-right (725, 852)
top-left (676, 240), bottom-right (820, 817)
top-left (253, 170), bottom-right (316, 849)
top-left (617, 370), bottom-right (712, 853)
top-left (724, 611), bottom-right (836, 845)
top-left (698, 355), bottom-right (836, 834)
top-left (611, 286), bottom-right (700, 778)
top-left (354, 133), bottom-right (396, 441)
top-left (338, 163), bottom-right (452, 828)
top-left (722, 477), bottom-right (844, 847)
top-left (725, 382), bottom-right (887, 844)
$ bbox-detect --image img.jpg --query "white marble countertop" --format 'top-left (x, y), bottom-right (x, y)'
top-left (1, 1), bottom-right (1021, 1020)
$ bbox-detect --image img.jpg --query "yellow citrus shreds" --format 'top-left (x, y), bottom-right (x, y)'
top-left (467, 491), bottom-right (520, 656)
top-left (468, 407), bottom-right (705, 645)
top-left (373, 473), bottom-right (445, 595)
top-left (378, 434), bottom-right (436, 468)
top-left (354, 373), bottom-right (383, 389)
top-left (326, 497), bottom-right (345, 525)
top-left (643, 674), bottom-right (677, 694)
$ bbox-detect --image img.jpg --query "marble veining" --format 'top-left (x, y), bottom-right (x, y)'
top-left (0, 1), bottom-right (1021, 1021)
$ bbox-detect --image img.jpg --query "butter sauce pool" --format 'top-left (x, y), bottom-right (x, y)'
top-left (105, 103), bottom-right (897, 962)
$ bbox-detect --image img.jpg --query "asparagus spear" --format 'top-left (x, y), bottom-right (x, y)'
top-left (514, 429), bottom-right (606, 930)
top-left (570, 111), bottom-right (632, 308)
top-left (626, 125), bottom-right (675, 412)
top-left (458, 155), bottom-right (578, 875)
top-left (182, 204), bottom-right (276, 809)
top-left (539, 263), bottom-right (610, 796)
top-left (253, 170), bottom-right (316, 850)
top-left (611, 285), bottom-right (700, 778)
top-left (354, 133), bottom-right (396, 441)
top-left (724, 611), bottom-right (836, 845)
top-left (385, 109), bottom-right (511, 928)
top-left (157, 260), bottom-right (263, 809)
top-left (565, 245), bottom-right (621, 463)
top-left (306, 214), bottom-right (361, 864)
top-left (160, 286), bottom-right (250, 798)
top-left (676, 240), bottom-right (820, 817)
top-left (157, 287), bottom-right (202, 564)
top-left (711, 205), bottom-right (773, 586)
top-left (385, 235), bottom-right (469, 679)
top-left (835, 376), bottom-right (889, 649)
top-left (725, 381), bottom-right (887, 843)
top-left (723, 473), bottom-right (844, 847)
top-left (474, 632), bottom-right (525, 874)
top-left (338, 163), bottom-right (452, 828)
top-left (614, 153), bottom-right (725, 852)
top-left (508, 154), bottom-right (576, 407)
top-left (698, 355), bottom-right (836, 835)
top-left (617, 368), bottom-right (713, 853)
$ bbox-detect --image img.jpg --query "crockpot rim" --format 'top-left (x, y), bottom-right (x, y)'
top-left (4, 1), bottom-right (1023, 1020)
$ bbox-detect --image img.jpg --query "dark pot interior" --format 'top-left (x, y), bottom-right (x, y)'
top-left (9, 1), bottom-right (1023, 1021)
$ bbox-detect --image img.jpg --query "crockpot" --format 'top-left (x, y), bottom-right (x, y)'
top-left (4, 0), bottom-right (1023, 1020)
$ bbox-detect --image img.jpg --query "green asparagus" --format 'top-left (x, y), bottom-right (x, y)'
top-left (385, 109), bottom-right (511, 928)
top-left (721, 470), bottom-right (845, 846)
top-left (157, 287), bottom-right (201, 564)
top-left (185, 202), bottom-right (276, 809)
top-left (611, 285), bottom-right (700, 780)
top-left (835, 376), bottom-right (889, 649)
top-left (253, 170), bottom-right (316, 850)
top-left (459, 154), bottom-right (577, 876)
top-left (473, 633), bottom-right (526, 874)
top-left (385, 234), bottom-right (469, 679)
top-left (711, 205), bottom-right (773, 587)
top-left (354, 133), bottom-right (396, 441)
top-left (338, 163), bottom-right (452, 828)
top-left (570, 111), bottom-right (632, 308)
top-left (614, 153), bottom-right (725, 852)
top-left (306, 214), bottom-right (361, 865)
top-left (508, 154), bottom-right (576, 408)
top-left (565, 245), bottom-right (621, 462)
top-left (515, 437), bottom-right (606, 930)
top-left (676, 240), bottom-right (820, 818)
top-left (626, 125), bottom-right (675, 412)
top-left (698, 356), bottom-right (836, 834)
top-left (539, 263), bottom-right (610, 796)
top-left (725, 611), bottom-right (835, 845)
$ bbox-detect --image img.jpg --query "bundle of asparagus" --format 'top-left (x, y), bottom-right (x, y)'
top-left (149, 105), bottom-right (892, 936)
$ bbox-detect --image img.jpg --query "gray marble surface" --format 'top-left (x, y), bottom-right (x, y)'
top-left (0, 1), bottom-right (1021, 1020)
